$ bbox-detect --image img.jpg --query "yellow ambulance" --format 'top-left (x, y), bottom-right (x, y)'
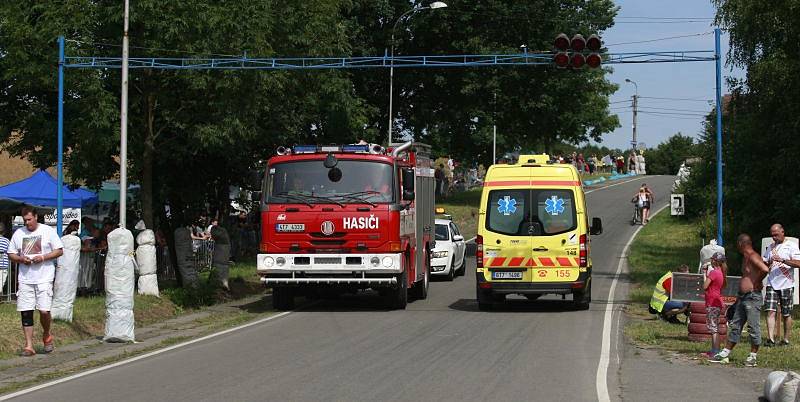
top-left (476, 155), bottom-right (603, 310)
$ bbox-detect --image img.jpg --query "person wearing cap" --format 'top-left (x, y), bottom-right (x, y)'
top-left (649, 264), bottom-right (690, 324)
top-left (762, 223), bottom-right (800, 347)
top-left (703, 252), bottom-right (728, 358)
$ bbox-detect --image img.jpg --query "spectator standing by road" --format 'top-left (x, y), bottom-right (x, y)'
top-left (703, 252), bottom-right (727, 358)
top-left (6, 207), bottom-right (64, 356)
top-left (711, 234), bottom-right (770, 366)
top-left (762, 223), bottom-right (800, 347)
top-left (209, 218), bottom-right (231, 291)
top-left (434, 164), bottom-right (445, 198)
top-left (0, 222), bottom-right (9, 294)
top-left (649, 264), bottom-right (690, 323)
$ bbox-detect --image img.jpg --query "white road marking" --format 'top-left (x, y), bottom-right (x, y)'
top-left (0, 310), bottom-right (294, 401)
top-left (595, 203), bottom-right (669, 402)
top-left (466, 236), bottom-right (476, 243)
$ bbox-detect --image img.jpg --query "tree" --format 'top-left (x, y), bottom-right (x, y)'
top-left (1, 0), bottom-right (371, 229)
top-left (345, 0), bottom-right (620, 165)
top-left (682, 1), bottom-right (800, 239)
top-left (644, 133), bottom-right (697, 176)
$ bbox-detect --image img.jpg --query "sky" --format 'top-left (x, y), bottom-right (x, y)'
top-left (595, 0), bottom-right (741, 150)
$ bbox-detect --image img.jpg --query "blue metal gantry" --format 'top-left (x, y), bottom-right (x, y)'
top-left (55, 29), bottom-right (725, 244)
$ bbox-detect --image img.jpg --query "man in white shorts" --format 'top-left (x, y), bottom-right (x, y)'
top-left (7, 207), bottom-right (63, 356)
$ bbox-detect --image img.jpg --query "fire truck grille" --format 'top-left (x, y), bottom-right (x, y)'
top-left (314, 257), bottom-right (342, 265)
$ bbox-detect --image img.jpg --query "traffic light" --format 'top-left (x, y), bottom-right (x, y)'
top-left (553, 33), bottom-right (603, 69)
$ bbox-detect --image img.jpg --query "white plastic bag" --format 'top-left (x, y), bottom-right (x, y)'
top-left (777, 371), bottom-right (800, 402)
top-left (52, 234), bottom-right (81, 321)
top-left (136, 229), bottom-right (159, 296)
top-left (104, 228), bottom-right (136, 342)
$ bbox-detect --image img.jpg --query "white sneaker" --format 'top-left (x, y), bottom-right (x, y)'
top-left (744, 355), bottom-right (757, 367)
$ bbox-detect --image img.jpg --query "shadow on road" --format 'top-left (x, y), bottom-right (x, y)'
top-left (448, 298), bottom-right (592, 313)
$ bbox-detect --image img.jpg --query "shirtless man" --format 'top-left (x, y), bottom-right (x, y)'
top-left (710, 234), bottom-right (770, 366)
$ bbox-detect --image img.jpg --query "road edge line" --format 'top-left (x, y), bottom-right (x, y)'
top-left (0, 310), bottom-right (294, 401)
top-left (595, 203), bottom-right (669, 402)
top-left (585, 176), bottom-right (647, 194)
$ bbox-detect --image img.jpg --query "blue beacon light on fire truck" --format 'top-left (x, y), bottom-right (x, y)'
top-left (276, 144), bottom-right (386, 155)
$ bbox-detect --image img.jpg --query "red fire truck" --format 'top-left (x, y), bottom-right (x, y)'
top-left (256, 142), bottom-right (435, 310)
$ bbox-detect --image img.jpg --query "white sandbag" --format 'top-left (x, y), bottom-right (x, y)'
top-left (104, 228), bottom-right (136, 342)
top-left (52, 235), bottom-right (82, 321)
top-left (136, 229), bottom-right (159, 296)
top-left (767, 371), bottom-right (788, 402)
top-left (776, 371), bottom-right (800, 402)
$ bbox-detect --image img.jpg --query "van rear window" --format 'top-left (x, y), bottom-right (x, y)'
top-left (486, 189), bottom-right (577, 236)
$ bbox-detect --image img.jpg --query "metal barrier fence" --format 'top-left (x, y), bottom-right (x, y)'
top-left (1, 240), bottom-right (217, 301)
top-left (78, 250), bottom-right (106, 293)
top-left (1, 264), bottom-right (17, 303)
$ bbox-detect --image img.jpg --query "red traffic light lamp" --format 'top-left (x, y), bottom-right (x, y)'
top-left (553, 33), bottom-right (603, 69)
top-left (554, 33), bottom-right (570, 51)
top-left (570, 34), bottom-right (586, 52)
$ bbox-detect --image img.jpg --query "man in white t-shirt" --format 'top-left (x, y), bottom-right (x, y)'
top-left (762, 223), bottom-right (800, 347)
top-left (7, 207), bottom-right (64, 356)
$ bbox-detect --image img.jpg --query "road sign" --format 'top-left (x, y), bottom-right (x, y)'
top-left (671, 194), bottom-right (685, 216)
top-left (670, 272), bottom-right (741, 303)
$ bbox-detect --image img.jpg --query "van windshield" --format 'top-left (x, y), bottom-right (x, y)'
top-left (486, 189), bottom-right (577, 236)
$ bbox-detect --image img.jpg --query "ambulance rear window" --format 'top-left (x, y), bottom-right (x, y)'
top-left (486, 189), bottom-right (577, 236)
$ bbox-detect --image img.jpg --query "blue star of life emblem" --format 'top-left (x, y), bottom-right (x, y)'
top-left (545, 196), bottom-right (565, 216)
top-left (497, 196), bottom-right (517, 216)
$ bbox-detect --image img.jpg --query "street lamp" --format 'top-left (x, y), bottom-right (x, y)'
top-left (624, 78), bottom-right (638, 151)
top-left (387, 1), bottom-right (447, 146)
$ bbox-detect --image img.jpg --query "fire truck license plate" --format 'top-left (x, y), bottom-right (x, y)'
top-left (492, 271), bottom-right (523, 280)
top-left (276, 224), bottom-right (305, 232)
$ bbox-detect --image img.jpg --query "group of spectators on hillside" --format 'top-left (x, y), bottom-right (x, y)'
top-left (649, 223), bottom-right (799, 368)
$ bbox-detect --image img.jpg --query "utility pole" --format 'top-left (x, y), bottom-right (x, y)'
top-left (625, 78), bottom-right (639, 150)
top-left (492, 91), bottom-right (497, 164)
top-left (119, 0), bottom-right (129, 229)
top-left (631, 92), bottom-right (638, 150)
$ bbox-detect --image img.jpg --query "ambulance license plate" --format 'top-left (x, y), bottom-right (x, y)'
top-left (276, 224), bottom-right (305, 232)
top-left (492, 271), bottom-right (523, 280)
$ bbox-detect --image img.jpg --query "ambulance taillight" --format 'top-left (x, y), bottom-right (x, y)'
top-left (476, 235), bottom-right (484, 268)
top-left (579, 234), bottom-right (588, 267)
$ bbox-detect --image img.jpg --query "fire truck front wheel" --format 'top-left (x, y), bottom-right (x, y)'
top-left (384, 272), bottom-right (408, 310)
top-left (272, 287), bottom-right (296, 311)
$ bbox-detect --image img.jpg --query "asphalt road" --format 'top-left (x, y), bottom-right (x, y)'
top-left (9, 175), bottom-right (679, 402)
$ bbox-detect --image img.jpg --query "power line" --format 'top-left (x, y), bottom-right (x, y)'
top-left (606, 31), bottom-right (713, 47)
top-left (638, 96), bottom-right (712, 102)
top-left (638, 106), bottom-right (712, 113)
top-left (639, 111), bottom-right (708, 118)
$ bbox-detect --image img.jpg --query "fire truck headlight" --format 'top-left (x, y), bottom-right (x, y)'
top-left (382, 256), bottom-right (394, 268)
top-left (370, 257), bottom-right (381, 267)
top-left (276, 257), bottom-right (286, 267)
top-left (264, 257), bottom-right (275, 268)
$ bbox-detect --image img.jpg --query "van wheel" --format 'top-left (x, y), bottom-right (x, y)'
top-left (444, 258), bottom-right (455, 281)
top-left (573, 282), bottom-right (591, 311)
top-left (272, 287), bottom-right (295, 311)
top-left (456, 259), bottom-right (466, 276)
top-left (477, 288), bottom-right (492, 311)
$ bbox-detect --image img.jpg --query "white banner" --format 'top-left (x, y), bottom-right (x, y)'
top-left (15, 208), bottom-right (82, 232)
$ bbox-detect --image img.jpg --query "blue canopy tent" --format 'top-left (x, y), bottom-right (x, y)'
top-left (0, 170), bottom-right (98, 208)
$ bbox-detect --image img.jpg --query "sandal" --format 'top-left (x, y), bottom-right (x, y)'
top-left (43, 335), bottom-right (54, 353)
top-left (21, 347), bottom-right (36, 357)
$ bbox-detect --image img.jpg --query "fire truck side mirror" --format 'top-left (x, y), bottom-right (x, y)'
top-left (401, 168), bottom-right (415, 201)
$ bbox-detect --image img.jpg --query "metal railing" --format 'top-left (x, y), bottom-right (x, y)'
top-left (1, 264), bottom-right (16, 303)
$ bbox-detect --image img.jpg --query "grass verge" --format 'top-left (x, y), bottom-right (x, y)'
top-left (0, 262), bottom-right (263, 360)
top-left (437, 189), bottom-right (481, 240)
top-left (625, 212), bottom-right (800, 369)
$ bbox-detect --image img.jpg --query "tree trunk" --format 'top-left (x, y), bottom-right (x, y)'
top-left (141, 92), bottom-right (156, 229)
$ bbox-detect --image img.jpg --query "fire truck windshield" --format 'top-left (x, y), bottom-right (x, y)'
top-left (267, 160), bottom-right (394, 204)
